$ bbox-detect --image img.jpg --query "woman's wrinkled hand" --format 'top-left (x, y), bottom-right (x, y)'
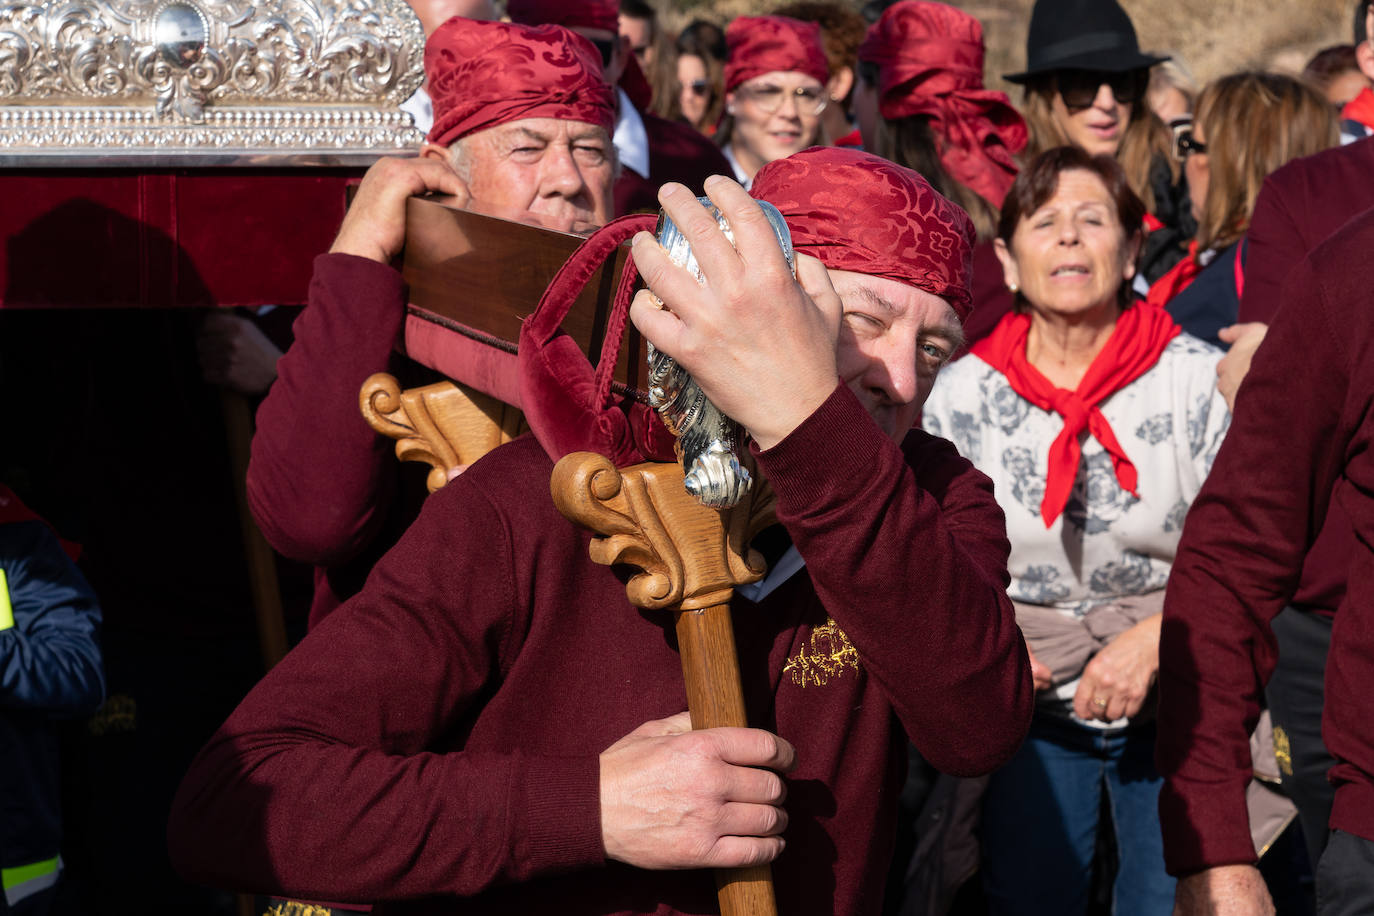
top-left (1072, 613), bottom-right (1161, 722)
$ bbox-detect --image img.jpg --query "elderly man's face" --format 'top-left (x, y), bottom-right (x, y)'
top-left (829, 269), bottom-right (964, 442)
top-left (427, 117), bottom-right (616, 233)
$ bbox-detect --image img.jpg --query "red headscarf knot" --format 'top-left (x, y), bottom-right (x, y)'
top-left (857, 0), bottom-right (1028, 208)
top-left (425, 19), bottom-right (615, 149)
top-left (724, 16), bottom-right (830, 94)
top-left (751, 147), bottom-right (975, 321)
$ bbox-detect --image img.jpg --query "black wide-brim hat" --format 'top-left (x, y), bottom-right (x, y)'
top-left (1004, 0), bottom-right (1168, 83)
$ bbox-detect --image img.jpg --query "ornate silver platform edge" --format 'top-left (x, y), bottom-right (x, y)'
top-left (0, 0), bottom-right (425, 162)
top-left (0, 105), bottom-right (423, 164)
top-left (649, 197), bottom-right (795, 509)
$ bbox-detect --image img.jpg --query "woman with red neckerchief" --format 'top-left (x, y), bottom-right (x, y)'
top-left (921, 146), bottom-right (1230, 916)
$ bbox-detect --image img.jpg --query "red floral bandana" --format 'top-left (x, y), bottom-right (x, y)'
top-left (970, 304), bottom-right (1181, 527)
top-left (724, 16), bottom-right (829, 93)
top-left (858, 0), bottom-right (1027, 209)
top-left (503, 0), bottom-right (653, 112)
top-left (750, 147), bottom-right (975, 320)
top-left (426, 19), bottom-right (615, 149)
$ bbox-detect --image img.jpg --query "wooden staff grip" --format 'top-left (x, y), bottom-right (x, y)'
top-left (550, 453), bottom-right (780, 916)
top-left (676, 604), bottom-right (778, 916)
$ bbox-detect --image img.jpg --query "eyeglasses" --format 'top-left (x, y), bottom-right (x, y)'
top-left (1055, 68), bottom-right (1148, 109)
top-left (678, 78), bottom-right (711, 98)
top-left (1174, 128), bottom-right (1207, 160)
top-left (734, 83), bottom-right (828, 117)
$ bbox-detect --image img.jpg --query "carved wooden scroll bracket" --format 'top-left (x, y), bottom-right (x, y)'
top-left (549, 451), bottom-right (777, 610)
top-left (359, 373), bottom-right (527, 492)
top-left (550, 450), bottom-right (780, 916)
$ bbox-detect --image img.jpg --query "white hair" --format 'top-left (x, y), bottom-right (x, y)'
top-left (447, 136), bottom-right (472, 183)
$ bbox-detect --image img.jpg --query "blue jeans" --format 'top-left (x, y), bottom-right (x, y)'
top-left (980, 714), bottom-right (1175, 916)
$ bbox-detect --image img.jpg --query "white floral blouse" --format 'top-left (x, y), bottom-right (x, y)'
top-left (922, 333), bottom-right (1231, 717)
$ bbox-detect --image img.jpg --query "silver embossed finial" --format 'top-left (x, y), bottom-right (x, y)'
top-left (649, 198), bottom-right (794, 509)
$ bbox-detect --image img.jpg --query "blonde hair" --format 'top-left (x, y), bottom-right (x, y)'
top-left (1192, 71), bottom-right (1338, 253)
top-left (1019, 74), bottom-right (1175, 214)
top-left (1148, 58), bottom-right (1199, 113)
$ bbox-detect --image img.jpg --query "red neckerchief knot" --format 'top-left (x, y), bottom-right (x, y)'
top-left (971, 303), bottom-right (1181, 527)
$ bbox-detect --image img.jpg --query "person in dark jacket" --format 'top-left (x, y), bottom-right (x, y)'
top-left (1147, 72), bottom-right (1336, 347)
top-left (0, 485), bottom-right (104, 915)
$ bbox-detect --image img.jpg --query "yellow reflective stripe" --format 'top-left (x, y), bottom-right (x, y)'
top-left (0, 568), bottom-right (13, 630)
top-left (2, 856), bottom-right (60, 890)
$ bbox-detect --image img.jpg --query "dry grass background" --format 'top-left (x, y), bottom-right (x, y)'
top-left (656, 0), bottom-right (1358, 94)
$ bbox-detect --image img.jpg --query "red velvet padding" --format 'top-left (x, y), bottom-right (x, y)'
top-left (517, 213), bottom-right (677, 466)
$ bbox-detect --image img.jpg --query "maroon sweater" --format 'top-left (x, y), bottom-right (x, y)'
top-left (248, 255), bottom-right (432, 625)
top-left (1237, 138), bottom-right (1374, 618)
top-left (1157, 207), bottom-right (1374, 874)
top-left (171, 385), bottom-right (1033, 915)
top-left (613, 111), bottom-right (732, 216)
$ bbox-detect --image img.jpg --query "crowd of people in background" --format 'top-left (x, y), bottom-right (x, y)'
top-left (6, 0), bottom-right (1374, 913)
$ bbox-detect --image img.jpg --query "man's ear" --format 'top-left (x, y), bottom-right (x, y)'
top-left (419, 142), bottom-right (449, 164)
top-left (828, 66), bottom-right (855, 108)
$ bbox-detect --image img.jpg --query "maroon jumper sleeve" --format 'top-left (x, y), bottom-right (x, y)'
top-left (1237, 146), bottom-right (1367, 619)
top-left (1156, 247), bottom-right (1352, 874)
top-left (754, 385), bottom-right (1034, 776)
top-left (168, 466), bottom-right (605, 901)
top-left (1236, 171), bottom-right (1306, 324)
top-left (246, 253), bottom-right (407, 567)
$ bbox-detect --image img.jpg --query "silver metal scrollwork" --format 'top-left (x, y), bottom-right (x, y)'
top-left (0, 0), bottom-right (425, 164)
top-left (649, 198), bottom-right (794, 508)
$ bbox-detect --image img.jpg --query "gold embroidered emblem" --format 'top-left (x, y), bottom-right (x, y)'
top-left (87, 694), bottom-right (136, 736)
top-left (1273, 725), bottom-right (1293, 778)
top-left (783, 617), bottom-right (860, 687)
top-left (264, 902), bottom-right (336, 916)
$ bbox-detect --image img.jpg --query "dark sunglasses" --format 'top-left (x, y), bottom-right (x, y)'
top-left (679, 78), bottom-right (710, 97)
top-left (589, 37), bottom-right (615, 68)
top-left (1174, 128), bottom-right (1207, 160)
top-left (1055, 68), bottom-right (1148, 109)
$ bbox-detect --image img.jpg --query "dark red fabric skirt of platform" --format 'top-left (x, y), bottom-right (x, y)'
top-left (0, 169), bottom-right (360, 309)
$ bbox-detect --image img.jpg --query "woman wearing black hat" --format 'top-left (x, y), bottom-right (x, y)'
top-left (1007, 0), bottom-right (1191, 286)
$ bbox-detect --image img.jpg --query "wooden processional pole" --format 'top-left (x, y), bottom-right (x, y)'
top-left (551, 452), bottom-right (779, 916)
